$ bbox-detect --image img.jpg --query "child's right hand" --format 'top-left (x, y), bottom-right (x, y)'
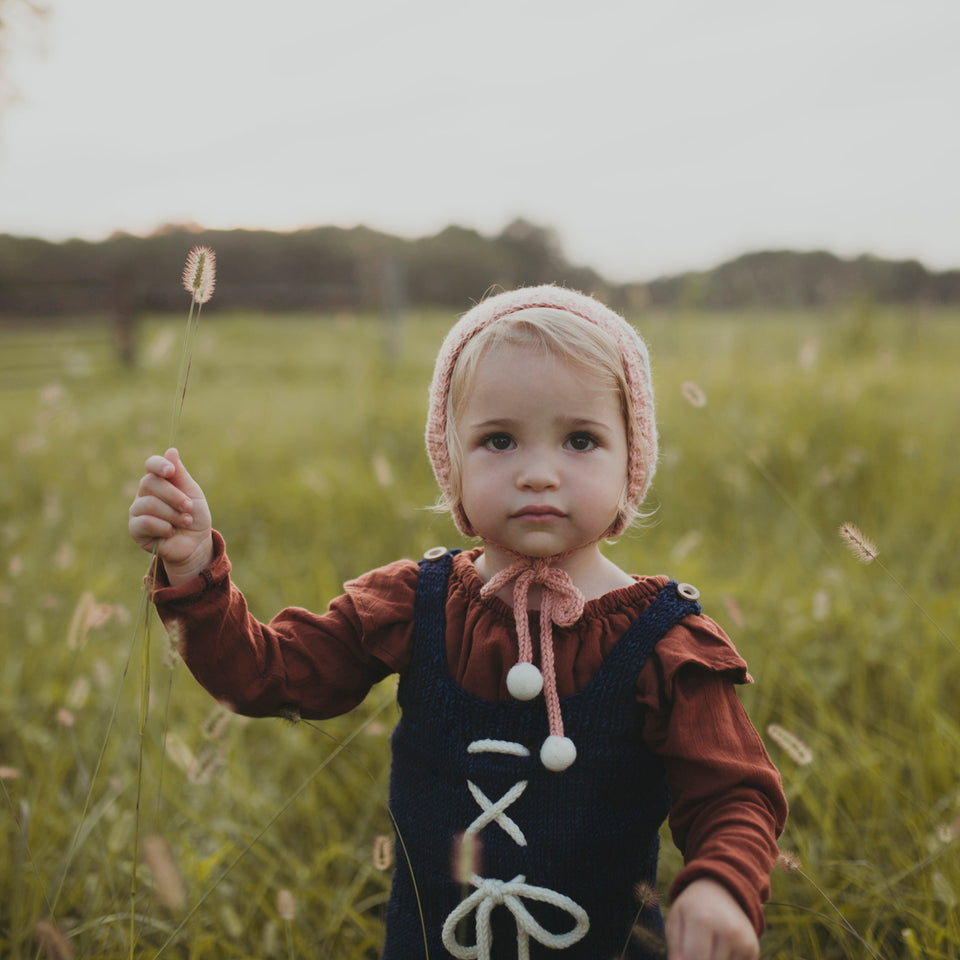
top-left (128, 447), bottom-right (214, 586)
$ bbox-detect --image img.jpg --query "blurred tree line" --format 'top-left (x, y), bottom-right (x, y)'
top-left (646, 248), bottom-right (960, 310)
top-left (1, 220), bottom-right (958, 320)
top-left (0, 220), bottom-right (606, 318)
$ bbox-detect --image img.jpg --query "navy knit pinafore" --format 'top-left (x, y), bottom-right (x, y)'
top-left (383, 551), bottom-right (702, 960)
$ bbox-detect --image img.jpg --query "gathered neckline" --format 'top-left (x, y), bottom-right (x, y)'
top-left (448, 547), bottom-right (668, 623)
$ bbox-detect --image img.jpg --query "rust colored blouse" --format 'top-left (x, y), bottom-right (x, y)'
top-left (153, 532), bottom-right (787, 934)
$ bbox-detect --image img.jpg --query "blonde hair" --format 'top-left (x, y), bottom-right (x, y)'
top-left (442, 307), bottom-right (634, 526)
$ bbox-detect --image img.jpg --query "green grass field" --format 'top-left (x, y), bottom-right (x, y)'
top-left (2, 302), bottom-right (959, 958)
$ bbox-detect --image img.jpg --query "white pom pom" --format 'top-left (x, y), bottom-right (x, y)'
top-left (540, 735), bottom-right (577, 772)
top-left (506, 663), bottom-right (543, 701)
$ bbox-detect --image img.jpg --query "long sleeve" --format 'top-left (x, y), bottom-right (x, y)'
top-left (639, 626), bottom-right (787, 934)
top-left (150, 531), bottom-right (418, 719)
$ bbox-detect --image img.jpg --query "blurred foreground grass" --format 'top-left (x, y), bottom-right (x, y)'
top-left (1, 304), bottom-right (959, 958)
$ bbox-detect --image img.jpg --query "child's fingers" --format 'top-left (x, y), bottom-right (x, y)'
top-left (129, 485), bottom-right (194, 544)
top-left (138, 464), bottom-right (191, 503)
top-left (161, 447), bottom-right (206, 500)
top-left (144, 453), bottom-right (176, 479)
top-left (130, 449), bottom-right (212, 564)
top-left (143, 448), bottom-right (204, 498)
top-left (137, 450), bottom-right (209, 519)
top-left (128, 512), bottom-right (178, 550)
top-left (130, 485), bottom-right (193, 528)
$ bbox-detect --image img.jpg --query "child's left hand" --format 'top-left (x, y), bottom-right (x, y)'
top-left (665, 878), bottom-right (759, 960)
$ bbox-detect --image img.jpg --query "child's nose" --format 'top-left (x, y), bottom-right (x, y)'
top-left (516, 453), bottom-right (560, 490)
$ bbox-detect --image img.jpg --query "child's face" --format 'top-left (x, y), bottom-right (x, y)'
top-left (455, 343), bottom-right (628, 559)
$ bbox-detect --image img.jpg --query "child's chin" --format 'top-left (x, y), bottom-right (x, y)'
top-left (510, 536), bottom-right (572, 558)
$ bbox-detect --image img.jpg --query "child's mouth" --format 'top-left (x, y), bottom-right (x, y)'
top-left (511, 506), bottom-right (565, 521)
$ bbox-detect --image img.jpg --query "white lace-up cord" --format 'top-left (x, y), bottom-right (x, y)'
top-left (479, 558), bottom-right (585, 743)
top-left (467, 739), bottom-right (531, 757)
top-left (465, 780), bottom-right (528, 847)
top-left (441, 873), bottom-right (590, 960)
top-left (443, 739), bottom-right (591, 958)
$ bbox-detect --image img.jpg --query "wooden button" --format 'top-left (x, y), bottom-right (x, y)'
top-left (677, 582), bottom-right (700, 601)
top-left (423, 546), bottom-right (447, 560)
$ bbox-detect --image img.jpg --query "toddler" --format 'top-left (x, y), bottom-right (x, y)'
top-left (129, 284), bottom-right (786, 959)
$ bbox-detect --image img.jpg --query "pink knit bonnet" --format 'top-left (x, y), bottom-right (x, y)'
top-left (426, 283), bottom-right (657, 534)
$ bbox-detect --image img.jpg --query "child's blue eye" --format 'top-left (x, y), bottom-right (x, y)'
top-left (482, 433), bottom-right (515, 451)
top-left (566, 433), bottom-right (598, 452)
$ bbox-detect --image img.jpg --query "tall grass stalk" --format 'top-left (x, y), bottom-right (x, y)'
top-left (148, 695), bottom-right (405, 959)
top-left (133, 247), bottom-right (217, 958)
top-left (47, 586), bottom-right (152, 936)
top-left (775, 853), bottom-right (886, 959)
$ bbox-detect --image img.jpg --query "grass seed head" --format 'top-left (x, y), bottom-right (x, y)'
top-left (188, 743), bottom-right (227, 784)
top-left (767, 723), bottom-right (814, 765)
top-left (163, 732), bottom-right (196, 774)
top-left (372, 453), bottom-right (394, 487)
top-left (276, 888), bottom-right (296, 921)
top-left (66, 591), bottom-right (95, 650)
top-left (681, 380), bottom-right (707, 407)
top-left (141, 833), bottom-right (187, 911)
top-left (451, 831), bottom-right (482, 884)
top-left (182, 245), bottom-right (216, 304)
top-left (200, 702), bottom-right (233, 740)
top-left (775, 850), bottom-right (803, 874)
top-left (840, 522), bottom-right (879, 563)
top-left (633, 881), bottom-right (659, 907)
top-left (33, 919), bottom-right (75, 960)
top-left (372, 834), bottom-right (394, 870)
top-left (163, 619), bottom-right (183, 668)
top-left (722, 595), bottom-right (746, 629)
top-left (937, 813), bottom-right (960, 844)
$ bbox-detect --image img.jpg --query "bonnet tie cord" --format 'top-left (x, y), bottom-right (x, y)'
top-left (479, 557), bottom-right (585, 771)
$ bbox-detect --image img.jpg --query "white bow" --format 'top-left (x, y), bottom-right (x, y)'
top-left (441, 873), bottom-right (590, 960)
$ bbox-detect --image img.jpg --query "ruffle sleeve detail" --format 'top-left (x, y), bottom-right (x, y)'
top-left (655, 614), bottom-right (751, 692)
top-left (342, 559), bottom-right (421, 672)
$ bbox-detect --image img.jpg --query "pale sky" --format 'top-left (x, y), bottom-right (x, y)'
top-left (1, 0), bottom-right (958, 282)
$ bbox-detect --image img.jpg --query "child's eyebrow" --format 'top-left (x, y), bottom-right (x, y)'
top-left (566, 418), bottom-right (612, 431)
top-left (465, 416), bottom-right (615, 433)
top-left (465, 417), bottom-right (521, 431)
